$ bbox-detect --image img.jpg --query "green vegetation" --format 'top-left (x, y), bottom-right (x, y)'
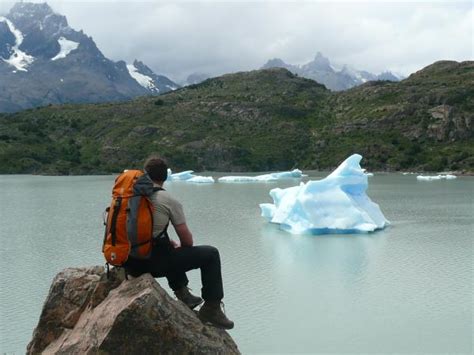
top-left (0, 61), bottom-right (472, 174)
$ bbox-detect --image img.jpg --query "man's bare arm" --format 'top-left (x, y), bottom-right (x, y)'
top-left (174, 223), bottom-right (193, 247)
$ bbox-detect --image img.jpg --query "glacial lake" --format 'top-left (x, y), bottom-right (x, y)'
top-left (0, 173), bottom-right (472, 354)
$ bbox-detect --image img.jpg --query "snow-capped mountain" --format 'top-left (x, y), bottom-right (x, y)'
top-left (262, 52), bottom-right (404, 91)
top-left (0, 2), bottom-right (179, 112)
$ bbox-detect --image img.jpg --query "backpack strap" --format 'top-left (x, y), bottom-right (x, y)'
top-left (110, 197), bottom-right (122, 246)
top-left (155, 222), bottom-right (169, 239)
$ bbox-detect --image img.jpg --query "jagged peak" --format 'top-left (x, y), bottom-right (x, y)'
top-left (303, 52), bottom-right (332, 71)
top-left (9, 2), bottom-right (54, 18)
top-left (264, 58), bottom-right (287, 66)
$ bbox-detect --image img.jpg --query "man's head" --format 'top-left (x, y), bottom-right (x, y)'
top-left (144, 155), bottom-right (168, 183)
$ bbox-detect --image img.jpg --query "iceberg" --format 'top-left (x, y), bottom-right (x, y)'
top-left (168, 170), bottom-right (195, 181)
top-left (259, 154), bottom-right (389, 235)
top-left (417, 174), bottom-right (457, 181)
top-left (219, 169), bottom-right (304, 183)
top-left (166, 169), bottom-right (214, 183)
top-left (187, 176), bottom-right (215, 183)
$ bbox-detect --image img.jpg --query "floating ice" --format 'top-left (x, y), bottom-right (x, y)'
top-left (219, 169), bottom-right (304, 183)
top-left (51, 37), bottom-right (79, 61)
top-left (417, 174), bottom-right (457, 181)
top-left (166, 169), bottom-right (214, 183)
top-left (259, 154), bottom-right (389, 235)
top-left (167, 169), bottom-right (195, 181)
top-left (187, 176), bottom-right (215, 183)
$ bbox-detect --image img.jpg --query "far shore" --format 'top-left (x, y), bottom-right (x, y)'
top-left (1, 169), bottom-right (473, 177)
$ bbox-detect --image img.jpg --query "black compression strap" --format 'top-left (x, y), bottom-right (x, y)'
top-left (110, 197), bottom-right (122, 246)
top-left (130, 238), bottom-right (152, 249)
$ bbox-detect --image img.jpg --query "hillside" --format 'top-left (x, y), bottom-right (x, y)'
top-left (0, 61), bottom-right (472, 174)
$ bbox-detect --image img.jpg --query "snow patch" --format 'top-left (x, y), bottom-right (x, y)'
top-left (0, 16), bottom-right (34, 71)
top-left (127, 64), bottom-right (158, 92)
top-left (51, 37), bottom-right (79, 61)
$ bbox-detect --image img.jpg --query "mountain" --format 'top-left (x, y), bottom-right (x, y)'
top-left (0, 60), bottom-right (472, 175)
top-left (262, 52), bottom-right (404, 91)
top-left (185, 73), bottom-right (211, 85)
top-left (0, 2), bottom-right (179, 112)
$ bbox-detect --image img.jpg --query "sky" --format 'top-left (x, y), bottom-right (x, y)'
top-left (1, 0), bottom-right (472, 83)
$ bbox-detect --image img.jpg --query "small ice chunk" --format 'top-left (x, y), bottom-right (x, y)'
top-left (166, 169), bottom-right (214, 183)
top-left (417, 175), bottom-right (441, 181)
top-left (443, 174), bottom-right (457, 180)
top-left (187, 176), bottom-right (215, 183)
top-left (259, 154), bottom-right (389, 235)
top-left (168, 170), bottom-right (195, 181)
top-left (417, 174), bottom-right (456, 181)
top-left (219, 176), bottom-right (260, 183)
top-left (219, 169), bottom-right (304, 183)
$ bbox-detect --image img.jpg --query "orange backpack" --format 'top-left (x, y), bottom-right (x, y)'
top-left (102, 170), bottom-right (162, 267)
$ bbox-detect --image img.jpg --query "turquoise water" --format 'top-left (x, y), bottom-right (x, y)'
top-left (0, 173), bottom-right (472, 353)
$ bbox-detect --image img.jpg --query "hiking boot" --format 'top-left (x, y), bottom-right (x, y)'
top-left (174, 287), bottom-right (203, 310)
top-left (198, 301), bottom-right (234, 330)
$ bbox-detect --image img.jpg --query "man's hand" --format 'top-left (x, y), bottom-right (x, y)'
top-left (170, 239), bottom-right (180, 249)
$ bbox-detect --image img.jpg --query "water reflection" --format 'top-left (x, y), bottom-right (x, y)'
top-left (260, 223), bottom-right (389, 289)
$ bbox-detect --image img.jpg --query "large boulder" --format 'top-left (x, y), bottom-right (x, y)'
top-left (27, 266), bottom-right (239, 354)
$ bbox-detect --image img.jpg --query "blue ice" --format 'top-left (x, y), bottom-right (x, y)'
top-left (259, 154), bottom-right (389, 235)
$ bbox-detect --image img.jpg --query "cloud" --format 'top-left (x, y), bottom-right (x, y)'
top-left (1, 0), bottom-right (472, 82)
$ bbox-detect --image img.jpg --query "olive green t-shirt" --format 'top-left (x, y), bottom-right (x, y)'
top-left (150, 188), bottom-right (186, 237)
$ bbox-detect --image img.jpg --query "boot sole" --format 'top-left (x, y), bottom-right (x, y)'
top-left (198, 314), bottom-right (234, 330)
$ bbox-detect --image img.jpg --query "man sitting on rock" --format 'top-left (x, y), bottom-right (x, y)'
top-left (124, 156), bottom-right (234, 330)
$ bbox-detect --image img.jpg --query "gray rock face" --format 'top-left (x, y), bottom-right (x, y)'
top-left (27, 266), bottom-right (239, 354)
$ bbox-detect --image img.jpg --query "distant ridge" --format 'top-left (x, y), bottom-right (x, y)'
top-left (0, 2), bottom-right (179, 112)
top-left (0, 60), bottom-right (472, 174)
top-left (262, 52), bottom-right (404, 91)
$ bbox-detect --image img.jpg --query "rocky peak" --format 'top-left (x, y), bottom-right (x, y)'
top-left (8, 2), bottom-right (54, 19)
top-left (132, 59), bottom-right (155, 77)
top-left (262, 57), bottom-right (290, 69)
top-left (7, 2), bottom-right (69, 39)
top-left (304, 52), bottom-right (333, 72)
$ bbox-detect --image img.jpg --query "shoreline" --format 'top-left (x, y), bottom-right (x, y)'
top-left (0, 169), bottom-right (473, 177)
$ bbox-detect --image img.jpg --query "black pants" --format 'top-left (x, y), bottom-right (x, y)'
top-left (124, 243), bottom-right (224, 302)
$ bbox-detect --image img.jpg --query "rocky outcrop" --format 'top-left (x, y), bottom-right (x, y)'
top-left (27, 266), bottom-right (239, 354)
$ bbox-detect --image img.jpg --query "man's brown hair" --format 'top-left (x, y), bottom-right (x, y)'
top-left (144, 155), bottom-right (168, 182)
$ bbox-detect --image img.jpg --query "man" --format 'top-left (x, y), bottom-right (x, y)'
top-left (124, 156), bottom-right (234, 330)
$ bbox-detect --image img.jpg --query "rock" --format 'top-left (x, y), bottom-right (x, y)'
top-left (27, 266), bottom-right (239, 354)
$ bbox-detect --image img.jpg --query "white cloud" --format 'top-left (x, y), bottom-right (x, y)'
top-left (1, 0), bottom-right (472, 82)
